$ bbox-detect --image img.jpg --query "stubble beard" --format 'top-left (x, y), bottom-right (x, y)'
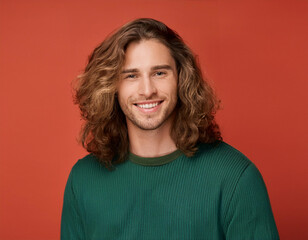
top-left (126, 108), bottom-right (172, 131)
top-left (122, 98), bottom-right (177, 131)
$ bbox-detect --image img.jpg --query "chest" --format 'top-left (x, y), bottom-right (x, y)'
top-left (78, 165), bottom-right (225, 239)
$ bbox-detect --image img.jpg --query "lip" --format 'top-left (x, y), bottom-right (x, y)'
top-left (133, 100), bottom-right (163, 105)
top-left (133, 100), bottom-right (163, 113)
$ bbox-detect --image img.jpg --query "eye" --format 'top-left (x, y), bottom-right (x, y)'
top-left (125, 74), bottom-right (136, 79)
top-left (155, 71), bottom-right (166, 77)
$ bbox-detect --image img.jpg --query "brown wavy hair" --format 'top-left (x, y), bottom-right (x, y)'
top-left (74, 18), bottom-right (221, 168)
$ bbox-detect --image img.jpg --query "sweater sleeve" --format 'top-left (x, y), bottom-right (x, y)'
top-left (61, 167), bottom-right (86, 240)
top-left (224, 163), bottom-right (279, 240)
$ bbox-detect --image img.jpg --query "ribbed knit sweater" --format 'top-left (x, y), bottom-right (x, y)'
top-left (61, 142), bottom-right (279, 239)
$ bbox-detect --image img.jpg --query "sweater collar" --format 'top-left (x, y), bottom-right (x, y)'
top-left (128, 149), bottom-right (183, 166)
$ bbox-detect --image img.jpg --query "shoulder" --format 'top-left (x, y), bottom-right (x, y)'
top-left (191, 141), bottom-right (265, 198)
top-left (194, 141), bottom-right (252, 174)
top-left (69, 154), bottom-right (109, 182)
top-left (72, 154), bottom-right (101, 170)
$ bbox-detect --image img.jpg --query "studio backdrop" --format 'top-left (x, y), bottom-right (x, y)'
top-left (0, 0), bottom-right (307, 239)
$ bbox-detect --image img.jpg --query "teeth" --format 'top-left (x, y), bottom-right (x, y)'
top-left (137, 102), bottom-right (159, 109)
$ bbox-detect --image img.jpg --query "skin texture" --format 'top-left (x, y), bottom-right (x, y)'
top-left (117, 39), bottom-right (178, 157)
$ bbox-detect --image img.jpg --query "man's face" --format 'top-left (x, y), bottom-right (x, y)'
top-left (117, 39), bottom-right (178, 131)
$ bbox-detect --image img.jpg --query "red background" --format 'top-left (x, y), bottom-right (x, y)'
top-left (1, 0), bottom-right (307, 239)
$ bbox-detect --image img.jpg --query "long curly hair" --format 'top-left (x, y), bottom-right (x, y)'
top-left (74, 18), bottom-right (221, 168)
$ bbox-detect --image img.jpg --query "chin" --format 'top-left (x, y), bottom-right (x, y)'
top-left (134, 120), bottom-right (164, 131)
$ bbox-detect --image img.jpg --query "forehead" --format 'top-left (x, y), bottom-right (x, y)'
top-left (123, 39), bottom-right (176, 69)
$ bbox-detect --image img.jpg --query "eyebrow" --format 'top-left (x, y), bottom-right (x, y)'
top-left (121, 64), bottom-right (173, 74)
top-left (151, 64), bottom-right (172, 71)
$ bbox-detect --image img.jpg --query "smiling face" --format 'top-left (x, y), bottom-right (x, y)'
top-left (117, 39), bottom-right (178, 132)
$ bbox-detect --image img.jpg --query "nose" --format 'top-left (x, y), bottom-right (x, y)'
top-left (137, 75), bottom-right (157, 98)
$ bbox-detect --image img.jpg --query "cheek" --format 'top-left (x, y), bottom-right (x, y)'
top-left (116, 88), bottom-right (126, 108)
top-left (167, 82), bottom-right (178, 98)
top-left (117, 85), bottom-right (136, 111)
top-left (160, 77), bottom-right (178, 93)
top-left (117, 83), bottom-right (128, 102)
top-left (117, 82), bottom-right (136, 98)
top-left (118, 94), bottom-right (128, 108)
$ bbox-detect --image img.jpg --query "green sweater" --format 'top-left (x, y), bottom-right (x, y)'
top-left (61, 142), bottom-right (279, 239)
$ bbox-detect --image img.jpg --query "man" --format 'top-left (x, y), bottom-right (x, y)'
top-left (61, 18), bottom-right (279, 239)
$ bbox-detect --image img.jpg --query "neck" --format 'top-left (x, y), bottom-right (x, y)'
top-left (127, 121), bottom-right (177, 158)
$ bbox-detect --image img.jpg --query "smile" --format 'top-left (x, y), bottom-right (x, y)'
top-left (134, 101), bottom-right (163, 110)
top-left (137, 102), bottom-right (159, 109)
